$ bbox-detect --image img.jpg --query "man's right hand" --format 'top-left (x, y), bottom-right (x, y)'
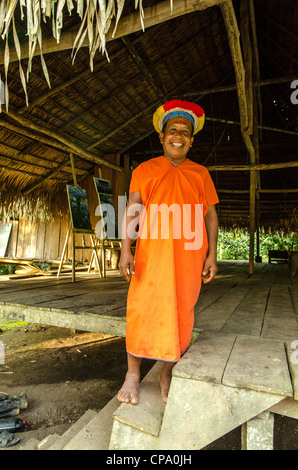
top-left (119, 250), bottom-right (135, 282)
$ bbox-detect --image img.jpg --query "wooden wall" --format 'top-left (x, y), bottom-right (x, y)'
top-left (4, 155), bottom-right (128, 263)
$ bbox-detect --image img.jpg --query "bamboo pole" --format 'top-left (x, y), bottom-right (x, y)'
top-left (183, 75), bottom-right (298, 98)
top-left (205, 117), bottom-right (298, 137)
top-left (217, 189), bottom-right (298, 193)
top-left (206, 161), bottom-right (298, 171)
top-left (240, 0), bottom-right (253, 135)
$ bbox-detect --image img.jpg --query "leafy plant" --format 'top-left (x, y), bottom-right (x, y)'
top-left (217, 229), bottom-right (297, 261)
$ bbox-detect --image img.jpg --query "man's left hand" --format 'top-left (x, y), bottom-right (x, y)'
top-left (202, 256), bottom-right (217, 284)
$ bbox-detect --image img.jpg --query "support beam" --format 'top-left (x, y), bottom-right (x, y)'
top-left (21, 157), bottom-right (71, 195)
top-left (206, 161), bottom-right (298, 171)
top-left (220, 1), bottom-right (250, 134)
top-left (183, 75), bottom-right (298, 98)
top-left (217, 189), bottom-right (298, 193)
top-left (221, 0), bottom-right (257, 274)
top-left (3, 109), bottom-right (124, 172)
top-left (205, 117), bottom-right (298, 137)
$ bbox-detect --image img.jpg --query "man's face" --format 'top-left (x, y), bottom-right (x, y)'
top-left (159, 116), bottom-right (194, 165)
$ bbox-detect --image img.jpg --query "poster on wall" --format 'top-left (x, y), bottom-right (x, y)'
top-left (66, 185), bottom-right (92, 232)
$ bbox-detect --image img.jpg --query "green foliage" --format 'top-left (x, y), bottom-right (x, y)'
top-left (218, 229), bottom-right (297, 261)
top-left (0, 264), bottom-right (17, 275)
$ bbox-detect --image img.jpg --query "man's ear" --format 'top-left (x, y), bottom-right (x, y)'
top-left (159, 132), bottom-right (164, 144)
top-left (190, 136), bottom-right (194, 147)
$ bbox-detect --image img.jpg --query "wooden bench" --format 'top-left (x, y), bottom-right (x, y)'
top-left (268, 250), bottom-right (289, 264)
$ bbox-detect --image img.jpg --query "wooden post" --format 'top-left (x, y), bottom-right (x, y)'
top-left (57, 223), bottom-right (71, 277)
top-left (72, 231), bottom-right (76, 283)
top-left (221, 0), bottom-right (257, 274)
top-left (249, 170), bottom-right (256, 274)
top-left (123, 154), bottom-right (131, 194)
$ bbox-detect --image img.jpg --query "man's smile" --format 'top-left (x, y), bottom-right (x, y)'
top-left (171, 142), bottom-right (183, 147)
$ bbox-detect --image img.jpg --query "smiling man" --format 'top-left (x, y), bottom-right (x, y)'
top-left (118, 100), bottom-right (219, 405)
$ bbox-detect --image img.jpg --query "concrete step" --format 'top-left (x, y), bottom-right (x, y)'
top-left (47, 409), bottom-right (98, 450)
top-left (63, 396), bottom-right (120, 450)
top-left (109, 335), bottom-right (286, 450)
top-left (158, 372), bottom-right (284, 449)
top-left (38, 433), bottom-right (61, 450)
top-left (109, 361), bottom-right (166, 450)
top-left (20, 437), bottom-right (40, 450)
top-left (62, 362), bottom-right (165, 450)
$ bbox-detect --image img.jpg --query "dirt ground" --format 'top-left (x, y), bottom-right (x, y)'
top-left (0, 322), bottom-right (297, 451)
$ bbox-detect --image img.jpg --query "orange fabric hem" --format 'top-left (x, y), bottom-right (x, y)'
top-left (126, 350), bottom-right (179, 363)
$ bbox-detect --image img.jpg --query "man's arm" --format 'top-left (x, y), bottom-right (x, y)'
top-left (118, 191), bottom-right (142, 281)
top-left (202, 204), bottom-right (218, 284)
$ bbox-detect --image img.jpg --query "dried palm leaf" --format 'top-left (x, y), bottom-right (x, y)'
top-left (12, 16), bottom-right (29, 106)
top-left (0, 0), bottom-right (156, 110)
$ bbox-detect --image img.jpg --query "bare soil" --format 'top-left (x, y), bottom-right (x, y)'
top-left (0, 323), bottom-right (297, 450)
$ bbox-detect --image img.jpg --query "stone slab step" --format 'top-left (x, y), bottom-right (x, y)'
top-left (223, 335), bottom-right (293, 397)
top-left (174, 332), bottom-right (294, 398)
top-left (173, 331), bottom-right (236, 384)
top-left (38, 433), bottom-right (61, 450)
top-left (112, 361), bottom-right (165, 437)
top-left (47, 409), bottom-right (97, 450)
top-left (19, 437), bottom-right (40, 450)
top-left (109, 361), bottom-right (166, 450)
top-left (158, 375), bottom-right (285, 450)
top-left (63, 396), bottom-right (120, 450)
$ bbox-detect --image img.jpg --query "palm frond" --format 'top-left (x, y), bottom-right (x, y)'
top-left (0, 0), bottom-right (146, 109)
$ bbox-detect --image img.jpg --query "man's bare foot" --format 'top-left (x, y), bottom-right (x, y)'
top-left (159, 367), bottom-right (173, 403)
top-left (117, 371), bottom-right (140, 405)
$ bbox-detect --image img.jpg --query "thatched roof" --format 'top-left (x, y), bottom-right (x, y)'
top-left (0, 0), bottom-right (297, 232)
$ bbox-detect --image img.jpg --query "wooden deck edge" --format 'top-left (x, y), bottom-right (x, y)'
top-left (0, 302), bottom-right (127, 337)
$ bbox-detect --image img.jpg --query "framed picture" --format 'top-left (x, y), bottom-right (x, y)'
top-left (67, 185), bottom-right (92, 232)
top-left (93, 177), bottom-right (118, 238)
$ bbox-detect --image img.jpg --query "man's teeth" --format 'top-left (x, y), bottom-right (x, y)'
top-left (171, 143), bottom-right (183, 147)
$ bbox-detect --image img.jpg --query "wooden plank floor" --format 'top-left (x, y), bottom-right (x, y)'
top-left (0, 261), bottom-right (297, 342)
top-left (194, 260), bottom-right (298, 342)
top-left (0, 271), bottom-right (130, 336)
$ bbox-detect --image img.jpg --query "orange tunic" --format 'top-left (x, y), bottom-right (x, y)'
top-left (126, 156), bottom-right (219, 362)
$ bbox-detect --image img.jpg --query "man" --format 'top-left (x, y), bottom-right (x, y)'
top-left (118, 100), bottom-right (219, 404)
